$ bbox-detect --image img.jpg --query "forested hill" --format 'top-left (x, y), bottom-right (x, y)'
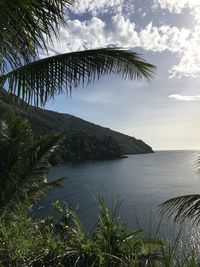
top-left (0, 90), bottom-right (153, 154)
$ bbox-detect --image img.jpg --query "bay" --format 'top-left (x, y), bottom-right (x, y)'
top-left (36, 150), bottom-right (200, 245)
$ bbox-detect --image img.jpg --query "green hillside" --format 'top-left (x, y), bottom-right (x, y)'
top-left (0, 89), bottom-right (153, 155)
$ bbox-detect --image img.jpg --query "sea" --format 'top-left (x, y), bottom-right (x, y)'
top-left (35, 150), bottom-right (200, 249)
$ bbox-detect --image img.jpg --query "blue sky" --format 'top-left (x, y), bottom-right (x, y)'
top-left (43, 0), bottom-right (200, 150)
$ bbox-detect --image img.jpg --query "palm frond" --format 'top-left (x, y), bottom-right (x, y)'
top-left (1, 48), bottom-right (156, 106)
top-left (0, 113), bottom-right (34, 181)
top-left (160, 194), bottom-right (200, 224)
top-left (0, 113), bottom-right (64, 216)
top-left (0, 0), bottom-right (74, 73)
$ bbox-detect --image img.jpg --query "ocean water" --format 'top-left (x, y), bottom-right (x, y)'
top-left (36, 150), bottom-right (200, 244)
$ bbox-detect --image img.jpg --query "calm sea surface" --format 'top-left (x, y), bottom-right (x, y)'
top-left (36, 150), bottom-right (200, 244)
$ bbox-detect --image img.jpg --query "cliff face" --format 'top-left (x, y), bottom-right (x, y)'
top-left (0, 90), bottom-right (153, 154)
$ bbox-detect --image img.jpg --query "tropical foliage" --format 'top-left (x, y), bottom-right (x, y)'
top-left (0, 113), bottom-right (63, 216)
top-left (3, 0), bottom-right (199, 266)
top-left (0, 0), bottom-right (73, 72)
top-left (0, 0), bottom-right (199, 246)
top-left (0, 0), bottom-right (155, 106)
top-left (0, 198), bottom-right (163, 266)
top-left (160, 194), bottom-right (200, 224)
top-left (1, 197), bottom-right (200, 267)
top-left (0, 48), bottom-right (156, 106)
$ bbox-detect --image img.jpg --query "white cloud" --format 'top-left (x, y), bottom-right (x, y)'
top-left (71, 0), bottom-right (124, 16)
top-left (169, 28), bottom-right (200, 78)
top-left (42, 0), bottom-right (200, 79)
top-left (169, 94), bottom-right (200, 101)
top-left (46, 15), bottom-right (190, 53)
top-left (139, 23), bottom-right (190, 53)
top-left (154, 0), bottom-right (200, 22)
top-left (70, 0), bottom-right (137, 17)
top-left (43, 16), bottom-right (140, 54)
top-left (45, 15), bottom-right (191, 65)
top-left (151, 1), bottom-right (200, 77)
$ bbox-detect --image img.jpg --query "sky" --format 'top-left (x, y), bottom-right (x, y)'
top-left (43, 0), bottom-right (200, 150)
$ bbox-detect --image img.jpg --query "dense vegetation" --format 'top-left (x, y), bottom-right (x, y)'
top-left (50, 129), bottom-right (123, 164)
top-left (1, 0), bottom-right (200, 266)
top-left (1, 198), bottom-right (200, 267)
top-left (1, 198), bottom-right (163, 267)
top-left (0, 113), bottom-right (64, 215)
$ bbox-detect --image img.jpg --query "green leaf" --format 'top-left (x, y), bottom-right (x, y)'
top-left (0, 113), bottom-right (63, 216)
top-left (160, 194), bottom-right (200, 224)
top-left (141, 238), bottom-right (163, 255)
top-left (0, 0), bottom-right (74, 73)
top-left (0, 48), bottom-right (156, 106)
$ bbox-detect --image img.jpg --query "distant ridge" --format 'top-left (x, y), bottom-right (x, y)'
top-left (0, 89), bottom-right (153, 154)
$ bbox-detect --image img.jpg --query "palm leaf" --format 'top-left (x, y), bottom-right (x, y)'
top-left (0, 48), bottom-right (156, 106)
top-left (0, 0), bottom-right (74, 73)
top-left (0, 113), bottom-right (64, 216)
top-left (160, 194), bottom-right (200, 224)
top-left (0, 113), bottom-right (34, 181)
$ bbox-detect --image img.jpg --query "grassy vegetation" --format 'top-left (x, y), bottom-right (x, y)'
top-left (0, 198), bottom-right (200, 267)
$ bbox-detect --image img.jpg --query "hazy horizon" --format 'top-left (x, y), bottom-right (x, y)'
top-left (42, 0), bottom-right (200, 151)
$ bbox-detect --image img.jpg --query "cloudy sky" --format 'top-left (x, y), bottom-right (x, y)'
top-left (45, 0), bottom-right (200, 150)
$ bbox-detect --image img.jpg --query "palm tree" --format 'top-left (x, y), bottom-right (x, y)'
top-left (0, 113), bottom-right (64, 216)
top-left (0, 0), bottom-right (155, 106)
